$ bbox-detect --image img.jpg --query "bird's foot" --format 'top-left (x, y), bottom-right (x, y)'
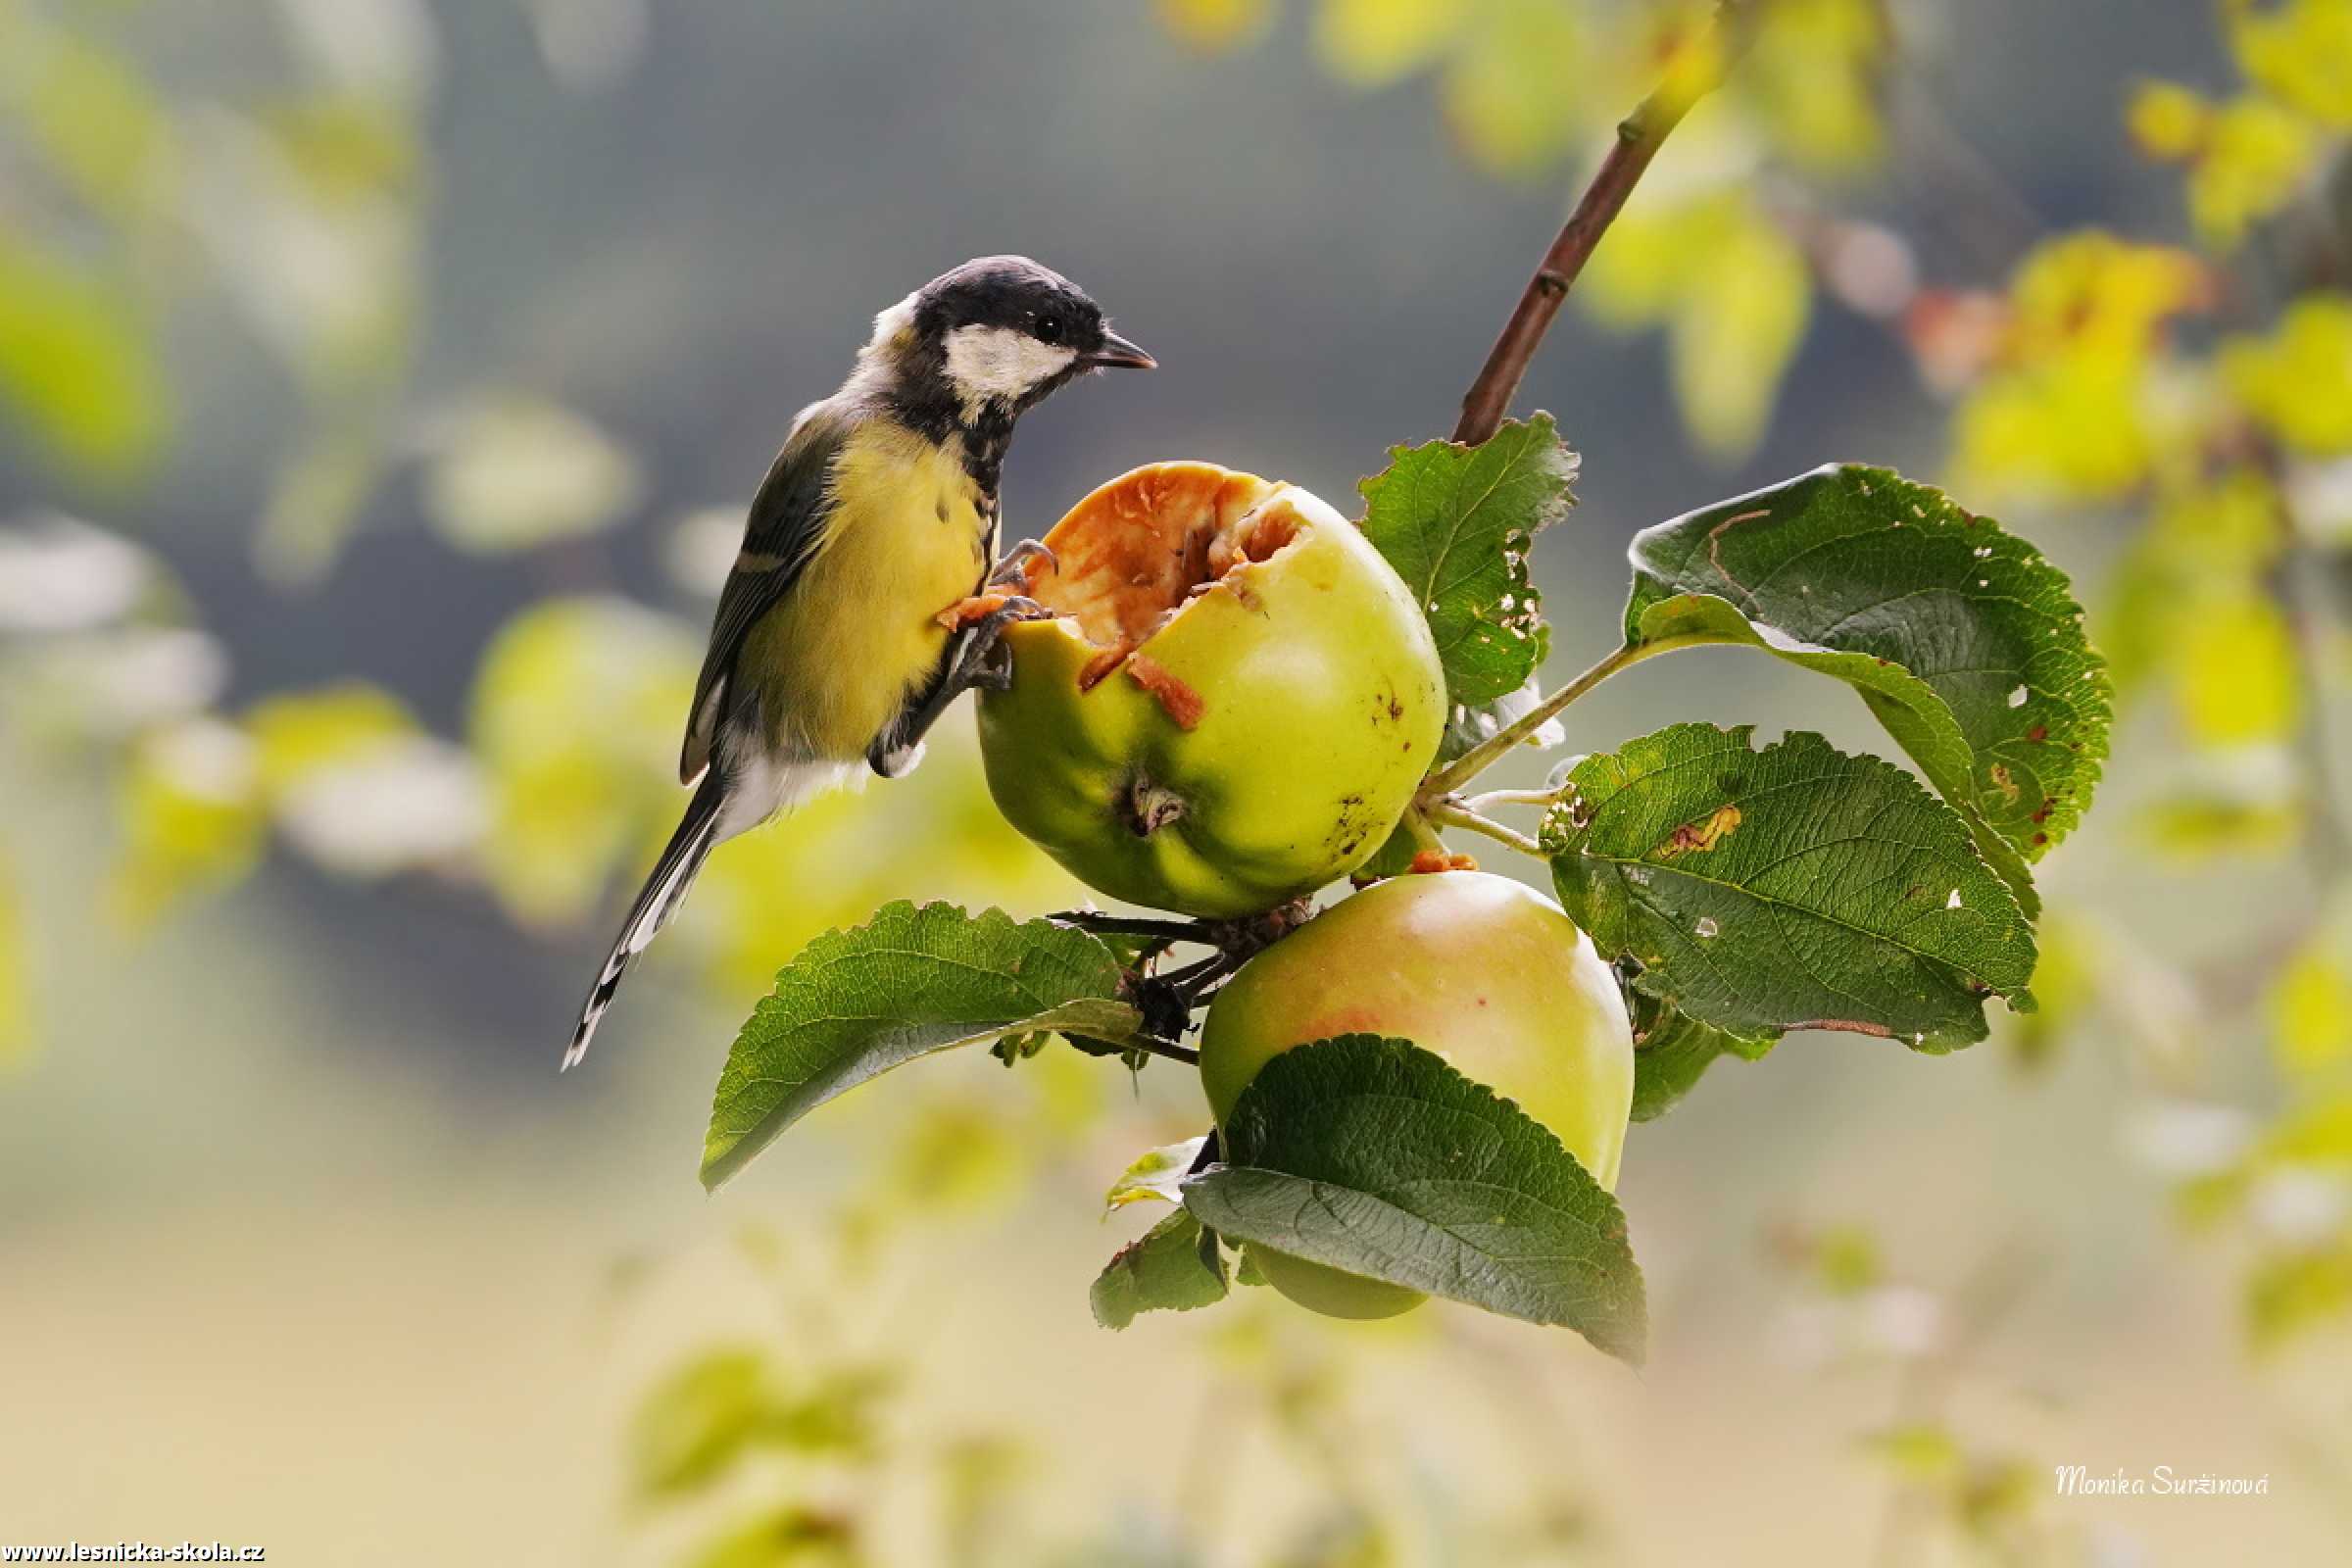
top-left (987, 538), bottom-right (1058, 591)
top-left (870, 600), bottom-right (1036, 778)
top-left (971, 634), bottom-right (1016, 693)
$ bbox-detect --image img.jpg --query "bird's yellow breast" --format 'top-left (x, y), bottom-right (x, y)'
top-left (743, 420), bottom-right (989, 760)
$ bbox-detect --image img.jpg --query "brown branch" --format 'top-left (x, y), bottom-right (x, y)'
top-left (1452, 0), bottom-right (1762, 446)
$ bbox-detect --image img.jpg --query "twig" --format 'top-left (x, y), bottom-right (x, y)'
top-left (1452, 0), bottom-right (1762, 444)
top-left (1125, 1033), bottom-right (1200, 1067)
top-left (1424, 638), bottom-right (1680, 796)
top-left (1425, 801), bottom-right (1547, 858)
top-left (1156, 953), bottom-right (1229, 990)
top-left (1051, 910), bottom-right (1209, 942)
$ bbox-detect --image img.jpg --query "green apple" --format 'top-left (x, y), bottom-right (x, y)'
top-left (1199, 869), bottom-right (1636, 1319)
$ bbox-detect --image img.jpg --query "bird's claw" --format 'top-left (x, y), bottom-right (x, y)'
top-left (988, 538), bottom-right (1058, 590)
top-left (972, 637), bottom-right (1015, 692)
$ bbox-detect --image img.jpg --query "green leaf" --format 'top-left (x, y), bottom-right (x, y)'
top-left (1544, 725), bottom-right (2037, 1050)
top-left (1180, 1036), bottom-right (1646, 1360)
top-left (1624, 465), bottom-right (2111, 903)
top-left (1358, 415), bottom-right (1577, 708)
top-left (703, 903), bottom-right (1143, 1189)
top-left (1091, 1209), bottom-right (1230, 1329)
top-left (1103, 1136), bottom-right (1208, 1213)
top-left (1629, 991), bottom-right (1776, 1123)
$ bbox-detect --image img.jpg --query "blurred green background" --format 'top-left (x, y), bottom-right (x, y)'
top-left (5, 1), bottom-right (2351, 1563)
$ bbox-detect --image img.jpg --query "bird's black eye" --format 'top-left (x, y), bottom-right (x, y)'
top-left (1035, 315), bottom-right (1064, 345)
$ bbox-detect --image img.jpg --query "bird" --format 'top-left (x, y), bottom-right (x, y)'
top-left (564, 255), bottom-right (1154, 1068)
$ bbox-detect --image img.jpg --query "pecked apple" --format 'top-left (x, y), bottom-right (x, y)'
top-left (975, 462), bottom-right (1445, 918)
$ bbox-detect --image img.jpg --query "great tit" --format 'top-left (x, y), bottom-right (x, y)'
top-left (564, 255), bottom-right (1153, 1067)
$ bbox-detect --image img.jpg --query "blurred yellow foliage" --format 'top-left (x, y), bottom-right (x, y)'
top-left (0, 17), bottom-right (174, 225)
top-left (261, 95), bottom-right (420, 198)
top-left (2127, 79), bottom-right (2213, 160)
top-left (1865, 1423), bottom-right (1964, 1485)
top-left (2009, 233), bottom-right (2209, 368)
top-left (422, 395), bottom-right (646, 554)
top-left (1742, 0), bottom-right (1885, 173)
top-left (2132, 2), bottom-right (2349, 247)
top-left (1440, 0), bottom-right (1587, 176)
top-left (2008, 909), bottom-right (2099, 1071)
top-left (2186, 94), bottom-right (2319, 245)
top-left (245, 684), bottom-right (419, 795)
top-left (686, 725), bottom-right (1078, 1000)
top-left (1155, 0), bottom-right (1277, 53)
top-left (2229, 0), bottom-right (2352, 128)
top-left (109, 718), bottom-right (267, 927)
top-left (2247, 1246), bottom-right (2352, 1355)
top-left (0, 236), bottom-right (168, 478)
top-left (1954, 233), bottom-right (2208, 500)
top-left (2177, 588), bottom-right (2302, 746)
top-left (2103, 467), bottom-right (2286, 705)
top-left (1314, 0), bottom-right (1469, 85)
top-left (1585, 187), bottom-right (1812, 458)
top-left (466, 597), bottom-right (701, 928)
top-left (2223, 294), bottom-right (2352, 456)
top-left (2273, 935), bottom-right (2352, 1078)
top-left (2135, 755), bottom-right (2305, 860)
top-left (109, 683), bottom-right (468, 924)
top-left (1144, 0), bottom-right (1884, 462)
top-left (629, 1345), bottom-right (773, 1500)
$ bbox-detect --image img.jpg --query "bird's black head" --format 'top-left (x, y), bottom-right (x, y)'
top-left (869, 256), bottom-right (1153, 441)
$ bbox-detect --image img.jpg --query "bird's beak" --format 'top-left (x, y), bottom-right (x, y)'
top-left (1082, 329), bottom-right (1156, 370)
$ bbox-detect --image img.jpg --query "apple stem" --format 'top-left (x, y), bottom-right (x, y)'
top-left (1424, 638), bottom-right (1681, 799)
top-left (1424, 801), bottom-right (1547, 859)
top-left (1464, 787), bottom-right (1564, 813)
top-left (1451, 0), bottom-right (1761, 446)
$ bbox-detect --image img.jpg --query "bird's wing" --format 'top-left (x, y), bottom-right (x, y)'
top-left (680, 408), bottom-right (848, 783)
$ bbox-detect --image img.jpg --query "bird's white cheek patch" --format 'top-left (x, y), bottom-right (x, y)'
top-left (944, 325), bottom-right (1077, 410)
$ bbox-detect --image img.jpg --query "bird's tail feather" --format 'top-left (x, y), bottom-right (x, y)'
top-left (564, 770), bottom-right (725, 1071)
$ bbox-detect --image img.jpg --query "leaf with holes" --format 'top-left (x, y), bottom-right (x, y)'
top-left (703, 903), bottom-right (1142, 1189)
top-left (1623, 465), bottom-right (2110, 909)
top-left (1180, 1035), bottom-right (1646, 1360)
top-left (1359, 415), bottom-right (1577, 708)
top-left (1544, 725), bottom-right (2037, 1051)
